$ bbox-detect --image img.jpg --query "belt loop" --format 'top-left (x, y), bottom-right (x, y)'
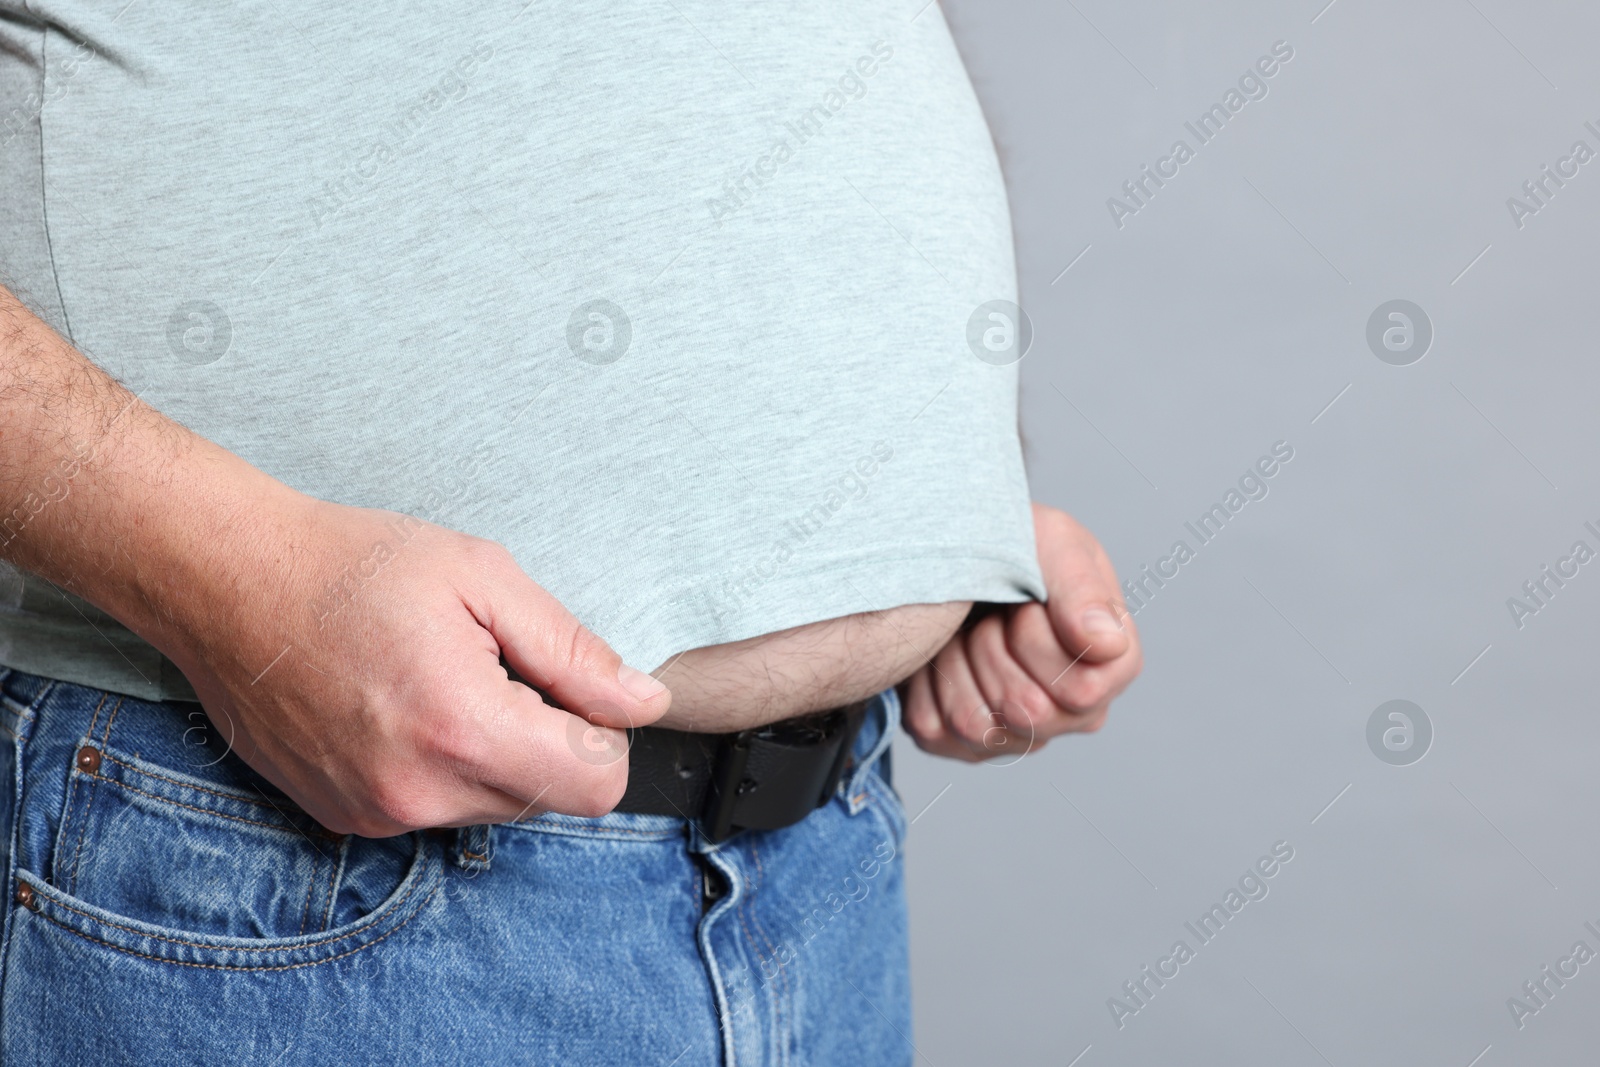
top-left (846, 688), bottom-right (899, 814)
top-left (452, 823), bottom-right (493, 872)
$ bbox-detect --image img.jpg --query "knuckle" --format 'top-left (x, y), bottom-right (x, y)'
top-left (950, 703), bottom-right (995, 745)
top-left (560, 623), bottom-right (611, 678)
top-left (430, 708), bottom-right (493, 772)
top-left (461, 535), bottom-right (513, 572)
top-left (1005, 684), bottom-right (1054, 725)
top-left (1006, 613), bottom-right (1054, 663)
top-left (903, 704), bottom-right (945, 746)
top-left (369, 784), bottom-right (437, 831)
top-left (566, 620), bottom-right (606, 665)
top-left (347, 814), bottom-right (396, 838)
top-left (317, 811), bottom-right (361, 837)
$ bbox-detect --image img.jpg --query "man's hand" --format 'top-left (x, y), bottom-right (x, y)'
top-left (0, 286), bottom-right (669, 836)
top-left (900, 503), bottom-right (1141, 761)
top-left (168, 497), bottom-right (673, 837)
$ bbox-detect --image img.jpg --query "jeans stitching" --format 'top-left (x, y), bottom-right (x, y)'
top-left (504, 821), bottom-right (682, 841)
top-left (27, 880), bottom-right (441, 972)
top-left (61, 693), bottom-right (111, 894)
top-left (0, 697), bottom-right (28, 729)
top-left (101, 752), bottom-right (285, 810)
top-left (98, 695), bottom-right (125, 746)
top-left (733, 902), bottom-right (769, 1002)
top-left (83, 690), bottom-right (109, 741)
top-left (81, 772), bottom-right (301, 834)
top-left (731, 857), bottom-right (771, 1000)
top-left (744, 844), bottom-right (792, 1067)
top-left (296, 855), bottom-right (319, 936)
top-left (860, 777), bottom-right (907, 852)
top-left (71, 698), bottom-right (128, 892)
top-left (42, 687), bottom-right (84, 887)
top-left (846, 689), bottom-right (898, 814)
top-left (319, 846), bottom-right (341, 933)
top-left (55, 770), bottom-right (84, 891)
top-left (20, 843), bottom-right (430, 953)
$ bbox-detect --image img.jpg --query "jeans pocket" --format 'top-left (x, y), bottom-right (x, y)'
top-left (24, 733), bottom-right (441, 970)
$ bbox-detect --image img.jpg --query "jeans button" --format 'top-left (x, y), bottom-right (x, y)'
top-left (75, 746), bottom-right (101, 773)
top-left (14, 882), bottom-right (35, 910)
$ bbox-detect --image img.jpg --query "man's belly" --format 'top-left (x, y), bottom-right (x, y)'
top-left (652, 602), bottom-right (973, 733)
top-left (5, 5), bottom-right (1044, 705)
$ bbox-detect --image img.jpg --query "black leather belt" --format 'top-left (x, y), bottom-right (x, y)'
top-left (500, 661), bottom-right (869, 841)
top-left (616, 702), bottom-right (869, 842)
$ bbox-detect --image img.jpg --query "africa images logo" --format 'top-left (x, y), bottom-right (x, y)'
top-left (966, 300), bottom-right (1033, 365)
top-left (566, 299), bottom-right (632, 365)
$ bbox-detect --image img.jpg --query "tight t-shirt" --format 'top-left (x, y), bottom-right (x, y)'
top-left (0, 0), bottom-right (1044, 701)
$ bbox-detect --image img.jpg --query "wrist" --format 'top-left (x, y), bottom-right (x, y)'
top-left (126, 446), bottom-right (315, 670)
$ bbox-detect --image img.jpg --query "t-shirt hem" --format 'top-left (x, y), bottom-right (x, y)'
top-left (1, 543), bottom-right (1046, 703)
top-left (595, 542), bottom-right (1048, 674)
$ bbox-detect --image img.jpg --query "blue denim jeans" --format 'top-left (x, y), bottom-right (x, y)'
top-left (0, 667), bottom-right (912, 1065)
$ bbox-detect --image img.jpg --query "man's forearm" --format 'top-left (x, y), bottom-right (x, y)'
top-left (0, 284), bottom-right (293, 663)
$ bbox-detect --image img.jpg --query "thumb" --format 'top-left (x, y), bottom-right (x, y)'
top-left (468, 560), bottom-right (671, 729)
top-left (1036, 512), bottom-right (1131, 666)
top-left (1044, 587), bottom-right (1130, 666)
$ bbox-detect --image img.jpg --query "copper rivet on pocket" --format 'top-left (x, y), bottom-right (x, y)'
top-left (13, 883), bottom-right (34, 910)
top-left (75, 746), bottom-right (101, 774)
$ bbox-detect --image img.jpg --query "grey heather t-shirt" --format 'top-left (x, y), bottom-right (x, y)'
top-left (0, 1), bottom-right (1044, 702)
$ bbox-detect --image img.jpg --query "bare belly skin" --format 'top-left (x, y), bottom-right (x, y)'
top-left (651, 601), bottom-right (973, 733)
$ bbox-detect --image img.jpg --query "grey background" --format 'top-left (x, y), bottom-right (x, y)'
top-left (896, 1), bottom-right (1600, 1064)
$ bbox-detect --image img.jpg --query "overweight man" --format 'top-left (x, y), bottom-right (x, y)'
top-left (0, 3), bottom-right (1139, 1063)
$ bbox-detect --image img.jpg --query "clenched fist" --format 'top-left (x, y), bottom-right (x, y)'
top-left (900, 503), bottom-right (1141, 761)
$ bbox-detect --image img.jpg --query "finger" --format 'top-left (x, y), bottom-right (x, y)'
top-left (464, 548), bottom-right (670, 729)
top-left (1069, 648), bottom-right (1143, 716)
top-left (934, 633), bottom-right (1030, 758)
top-left (311, 690), bottom-right (624, 834)
top-left (1004, 600), bottom-right (1079, 695)
top-left (913, 730), bottom-right (990, 763)
top-left (455, 681), bottom-right (634, 820)
top-left (1003, 601), bottom-right (1125, 722)
top-left (933, 636), bottom-right (1006, 755)
top-left (1045, 610), bottom-right (1144, 716)
top-left (900, 669), bottom-right (946, 746)
top-left (1034, 505), bottom-right (1130, 665)
top-left (900, 671), bottom-right (982, 762)
top-left (965, 613), bottom-right (1052, 739)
